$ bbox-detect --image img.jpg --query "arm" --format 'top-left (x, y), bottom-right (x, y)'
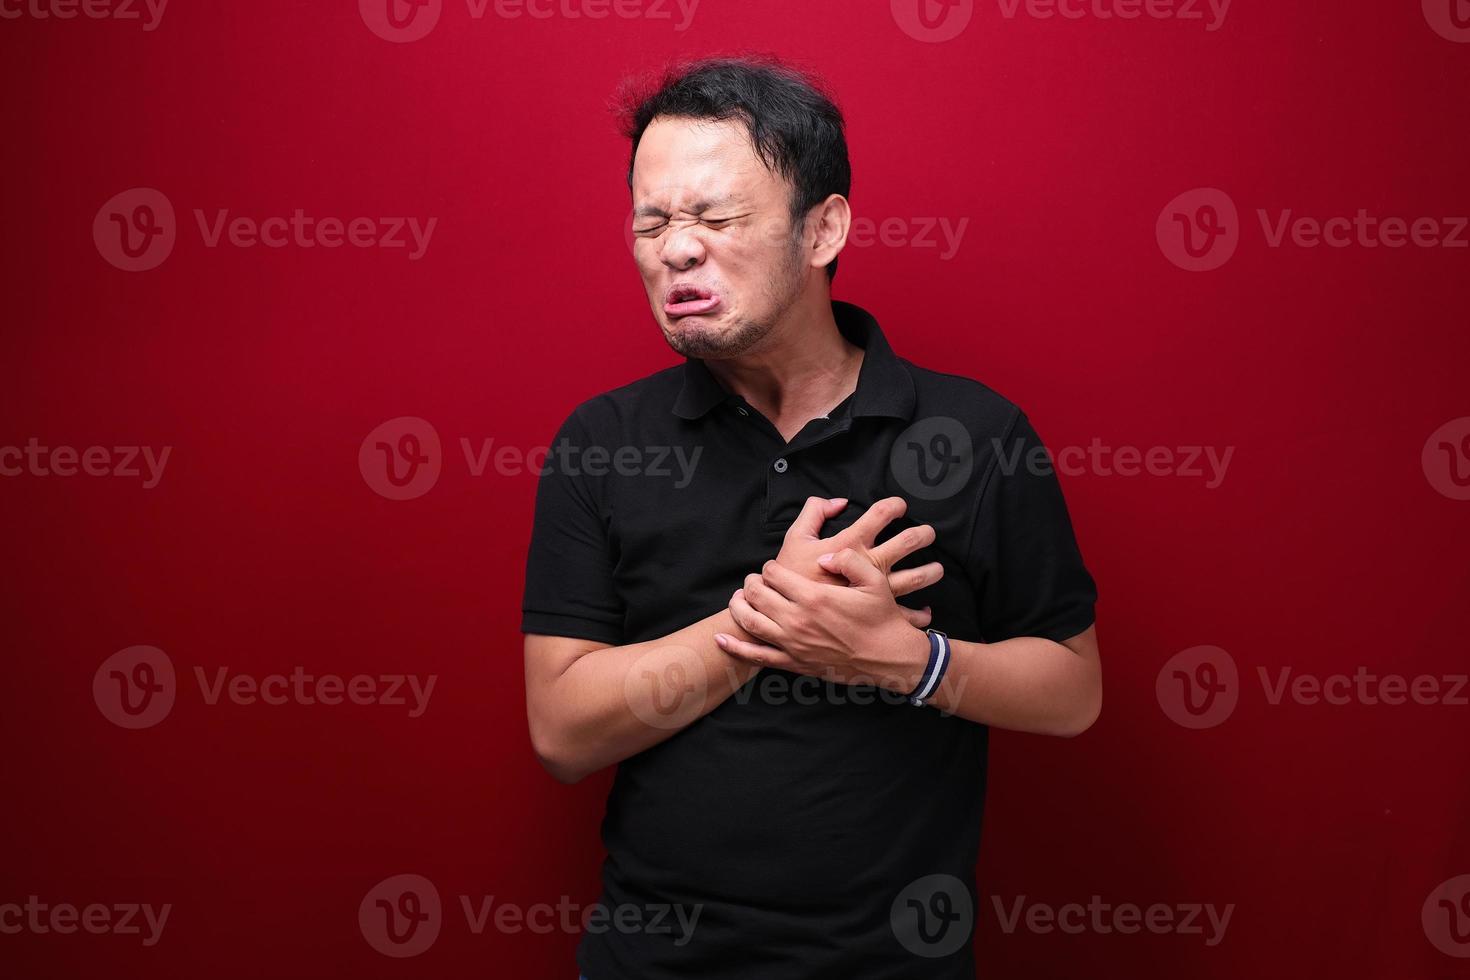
top-left (719, 547), bottom-right (1102, 737)
top-left (525, 497), bottom-right (946, 783)
top-left (914, 625), bottom-right (1100, 736)
top-left (524, 610), bottom-right (758, 785)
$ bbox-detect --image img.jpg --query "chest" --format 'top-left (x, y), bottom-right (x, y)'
top-left (599, 417), bottom-right (981, 642)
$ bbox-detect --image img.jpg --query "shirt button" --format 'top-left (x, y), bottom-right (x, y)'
top-left (773, 458), bottom-right (788, 473)
top-left (736, 406), bottom-right (749, 416)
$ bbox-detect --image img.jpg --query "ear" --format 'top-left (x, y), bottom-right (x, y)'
top-left (806, 194), bottom-right (851, 273)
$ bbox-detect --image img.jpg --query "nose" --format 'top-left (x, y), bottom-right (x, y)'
top-left (658, 221), bottom-right (706, 271)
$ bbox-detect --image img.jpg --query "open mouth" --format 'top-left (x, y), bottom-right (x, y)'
top-left (664, 284), bottom-right (722, 318)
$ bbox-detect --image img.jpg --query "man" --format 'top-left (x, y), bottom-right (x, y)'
top-left (522, 56), bottom-right (1100, 979)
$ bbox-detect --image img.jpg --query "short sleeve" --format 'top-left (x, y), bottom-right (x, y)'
top-left (519, 406), bottom-right (626, 645)
top-left (968, 410), bottom-right (1097, 643)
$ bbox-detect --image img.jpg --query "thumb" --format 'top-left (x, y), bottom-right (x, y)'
top-left (786, 495), bottom-right (848, 541)
top-left (817, 547), bottom-right (884, 588)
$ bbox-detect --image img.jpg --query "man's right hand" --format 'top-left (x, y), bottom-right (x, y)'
top-left (774, 496), bottom-right (943, 629)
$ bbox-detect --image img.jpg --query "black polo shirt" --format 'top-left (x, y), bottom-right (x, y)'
top-left (521, 300), bottom-right (1097, 980)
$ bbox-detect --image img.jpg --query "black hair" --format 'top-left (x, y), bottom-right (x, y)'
top-left (614, 54), bottom-right (851, 281)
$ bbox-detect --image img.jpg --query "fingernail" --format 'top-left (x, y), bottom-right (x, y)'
top-left (818, 553), bottom-right (834, 563)
top-left (714, 634), bottom-right (728, 648)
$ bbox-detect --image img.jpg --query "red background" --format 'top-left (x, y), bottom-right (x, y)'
top-left (3, 1), bottom-right (1468, 977)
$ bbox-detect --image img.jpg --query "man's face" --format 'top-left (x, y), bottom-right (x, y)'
top-left (630, 116), bottom-right (809, 360)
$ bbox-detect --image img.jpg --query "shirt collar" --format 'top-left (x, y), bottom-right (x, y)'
top-left (672, 300), bottom-right (916, 422)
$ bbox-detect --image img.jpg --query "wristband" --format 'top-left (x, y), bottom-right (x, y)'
top-left (906, 628), bottom-right (950, 707)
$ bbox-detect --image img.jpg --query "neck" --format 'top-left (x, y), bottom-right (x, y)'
top-left (703, 293), bottom-right (863, 442)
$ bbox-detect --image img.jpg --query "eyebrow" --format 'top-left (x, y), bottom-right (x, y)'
top-left (633, 195), bottom-right (740, 220)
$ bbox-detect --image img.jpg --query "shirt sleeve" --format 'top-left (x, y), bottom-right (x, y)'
top-left (519, 405), bottom-right (626, 645)
top-left (967, 409), bottom-right (1098, 644)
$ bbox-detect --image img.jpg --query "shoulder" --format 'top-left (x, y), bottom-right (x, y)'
top-left (898, 357), bottom-right (1028, 441)
top-left (555, 363), bottom-right (685, 436)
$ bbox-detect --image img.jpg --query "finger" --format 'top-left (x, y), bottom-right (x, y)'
top-left (842, 496), bottom-right (908, 548)
top-left (759, 559), bottom-right (817, 604)
top-left (817, 547), bottom-right (885, 588)
top-left (887, 561), bottom-right (946, 598)
top-left (728, 589), bottom-right (785, 646)
top-left (899, 605), bottom-right (933, 629)
top-left (869, 523), bottom-right (936, 571)
top-left (744, 570), bottom-right (796, 617)
top-left (785, 495), bottom-right (848, 543)
top-left (714, 633), bottom-right (797, 670)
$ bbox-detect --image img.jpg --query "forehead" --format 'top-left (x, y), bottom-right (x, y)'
top-left (631, 116), bottom-right (786, 208)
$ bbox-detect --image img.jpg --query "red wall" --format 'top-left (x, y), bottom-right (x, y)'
top-left (4, 1), bottom-right (1468, 976)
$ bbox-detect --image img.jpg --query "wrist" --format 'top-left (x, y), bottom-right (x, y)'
top-left (883, 624), bottom-right (932, 695)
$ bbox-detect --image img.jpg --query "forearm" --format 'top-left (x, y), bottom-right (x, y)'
top-left (534, 610), bottom-right (759, 782)
top-left (920, 631), bottom-right (1101, 737)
